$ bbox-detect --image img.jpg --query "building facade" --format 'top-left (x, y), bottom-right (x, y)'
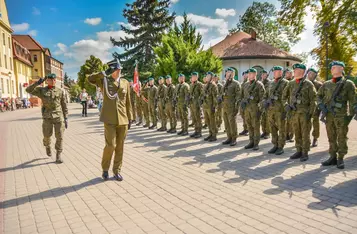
top-left (0, 0), bottom-right (15, 99)
top-left (50, 57), bottom-right (64, 88)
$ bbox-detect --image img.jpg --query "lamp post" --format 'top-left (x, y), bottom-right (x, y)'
top-left (323, 22), bottom-right (330, 80)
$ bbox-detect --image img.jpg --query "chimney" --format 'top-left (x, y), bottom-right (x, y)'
top-left (250, 29), bottom-right (257, 40)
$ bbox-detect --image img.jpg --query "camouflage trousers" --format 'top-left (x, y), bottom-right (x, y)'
top-left (311, 114), bottom-right (320, 139)
top-left (178, 104), bottom-right (188, 132)
top-left (286, 116), bottom-right (294, 139)
top-left (165, 103), bottom-right (177, 130)
top-left (223, 107), bottom-right (237, 139)
top-left (131, 100), bottom-right (136, 121)
top-left (216, 104), bottom-right (223, 129)
top-left (292, 112), bottom-right (311, 153)
top-left (158, 100), bottom-right (167, 128)
top-left (261, 111), bottom-right (270, 134)
top-left (191, 104), bottom-right (202, 133)
top-left (136, 99), bottom-right (143, 122)
top-left (326, 114), bottom-right (349, 159)
top-left (244, 105), bottom-right (261, 145)
top-left (268, 110), bottom-right (286, 148)
top-left (42, 118), bottom-right (64, 152)
top-left (204, 108), bottom-right (217, 137)
top-left (190, 105), bottom-right (196, 126)
top-left (142, 101), bottom-right (150, 125)
top-left (149, 102), bottom-right (157, 126)
top-left (240, 107), bottom-right (247, 131)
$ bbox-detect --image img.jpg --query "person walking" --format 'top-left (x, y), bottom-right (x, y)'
top-left (80, 89), bottom-right (89, 117)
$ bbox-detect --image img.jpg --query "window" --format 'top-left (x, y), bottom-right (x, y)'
top-left (33, 55), bottom-right (38, 62)
top-left (8, 37), bottom-right (10, 49)
top-left (4, 55), bottom-right (7, 69)
top-left (2, 33), bottom-right (5, 46)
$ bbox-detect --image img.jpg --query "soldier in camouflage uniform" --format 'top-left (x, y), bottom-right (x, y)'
top-left (202, 76), bottom-right (208, 129)
top-left (189, 76), bottom-right (196, 128)
top-left (318, 61), bottom-right (357, 169)
top-left (213, 75), bottom-right (223, 130)
top-left (190, 72), bottom-right (204, 138)
top-left (157, 76), bottom-right (167, 131)
top-left (129, 79), bottom-right (137, 123)
top-left (141, 80), bottom-right (150, 127)
top-left (263, 66), bottom-right (289, 155)
top-left (241, 68), bottom-right (265, 150)
top-left (284, 68), bottom-right (294, 142)
top-left (239, 71), bottom-right (249, 136)
top-left (135, 81), bottom-right (143, 125)
top-left (222, 68), bottom-right (241, 146)
top-left (282, 63), bottom-right (316, 162)
top-left (148, 78), bottom-right (158, 129)
top-left (202, 72), bottom-right (218, 141)
top-left (165, 75), bottom-right (177, 133)
top-left (177, 74), bottom-right (190, 136)
top-left (260, 70), bottom-right (271, 139)
top-left (307, 68), bottom-right (323, 147)
top-left (26, 74), bottom-right (68, 164)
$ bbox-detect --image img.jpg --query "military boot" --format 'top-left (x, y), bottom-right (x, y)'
top-left (189, 123), bottom-right (194, 127)
top-left (170, 129), bottom-right (177, 133)
top-left (204, 135), bottom-right (212, 141)
top-left (46, 147), bottom-right (52, 157)
top-left (102, 171), bottom-right (109, 180)
top-left (321, 154), bottom-right (337, 166)
top-left (208, 136), bottom-right (217, 142)
top-left (252, 145), bottom-right (259, 150)
top-left (167, 128), bottom-right (172, 133)
top-left (181, 131), bottom-right (188, 136)
top-left (113, 173), bottom-right (124, 181)
top-left (55, 152), bottom-right (63, 164)
top-left (136, 121), bottom-right (142, 126)
top-left (300, 153), bottom-right (309, 162)
top-left (311, 138), bottom-right (318, 147)
top-left (160, 127), bottom-right (167, 132)
top-left (222, 138), bottom-right (232, 145)
top-left (157, 127), bottom-right (163, 131)
top-left (230, 138), bottom-right (237, 146)
top-left (239, 130), bottom-right (249, 136)
top-left (268, 146), bottom-right (278, 154)
top-left (337, 158), bottom-right (345, 169)
top-left (194, 132), bottom-right (202, 138)
top-left (190, 132), bottom-right (198, 138)
top-left (244, 142), bottom-right (254, 149)
top-left (149, 125), bottom-right (156, 129)
top-left (290, 151), bottom-right (302, 159)
top-left (143, 124), bottom-right (148, 128)
top-left (275, 148), bottom-right (284, 155)
top-left (177, 130), bottom-right (183, 135)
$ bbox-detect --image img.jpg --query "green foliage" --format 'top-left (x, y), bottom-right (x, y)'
top-left (111, 0), bottom-right (175, 77)
top-left (77, 55), bottom-right (107, 96)
top-left (154, 14), bottom-right (222, 83)
top-left (63, 72), bottom-right (70, 87)
top-left (229, 1), bottom-right (298, 51)
top-left (69, 84), bottom-right (82, 100)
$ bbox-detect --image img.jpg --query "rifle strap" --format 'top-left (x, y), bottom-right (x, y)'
top-left (294, 78), bottom-right (305, 98)
top-left (271, 78), bottom-right (282, 96)
top-left (331, 78), bottom-right (346, 102)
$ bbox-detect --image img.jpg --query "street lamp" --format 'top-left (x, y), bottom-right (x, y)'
top-left (323, 22), bottom-right (330, 80)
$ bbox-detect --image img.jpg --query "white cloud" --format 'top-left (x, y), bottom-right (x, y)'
top-left (170, 0), bottom-right (179, 4)
top-left (215, 8), bottom-right (236, 18)
top-left (118, 22), bottom-right (138, 30)
top-left (175, 13), bottom-right (229, 36)
top-left (203, 36), bottom-right (225, 50)
top-left (32, 7), bottom-right (41, 15)
top-left (11, 23), bottom-right (30, 32)
top-left (197, 28), bottom-right (209, 35)
top-left (28, 30), bottom-right (37, 36)
top-left (84, 17), bottom-right (102, 26)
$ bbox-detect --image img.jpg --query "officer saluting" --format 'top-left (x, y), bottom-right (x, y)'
top-left (87, 58), bottom-right (132, 181)
top-left (26, 74), bottom-right (68, 163)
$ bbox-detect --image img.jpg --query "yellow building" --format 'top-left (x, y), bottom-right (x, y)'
top-left (12, 37), bottom-right (33, 99)
top-left (0, 0), bottom-right (16, 99)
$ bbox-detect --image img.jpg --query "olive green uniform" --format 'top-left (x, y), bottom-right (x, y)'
top-left (282, 79), bottom-right (316, 154)
top-left (240, 79), bottom-right (248, 132)
top-left (141, 86), bottom-right (150, 126)
top-left (130, 86), bottom-right (136, 121)
top-left (261, 78), bottom-right (271, 135)
top-left (264, 78), bottom-right (289, 149)
top-left (177, 82), bottom-right (190, 132)
top-left (285, 77), bottom-right (294, 140)
top-left (26, 82), bottom-right (68, 153)
top-left (190, 81), bottom-right (204, 134)
top-left (165, 83), bottom-right (177, 130)
top-left (241, 80), bottom-right (265, 146)
top-left (189, 83), bottom-right (196, 127)
top-left (157, 83), bottom-right (167, 129)
top-left (135, 90), bottom-right (143, 123)
top-left (87, 73), bottom-right (133, 174)
top-left (317, 78), bottom-right (356, 159)
top-left (216, 82), bottom-right (224, 129)
top-left (203, 82), bottom-right (218, 137)
top-left (222, 80), bottom-right (241, 140)
top-left (311, 80), bottom-right (323, 140)
top-left (148, 85), bottom-right (158, 126)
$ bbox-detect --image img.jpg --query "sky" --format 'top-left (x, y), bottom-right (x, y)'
top-left (7, 0), bottom-right (318, 80)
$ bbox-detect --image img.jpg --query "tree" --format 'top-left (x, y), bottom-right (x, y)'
top-left (63, 72), bottom-right (70, 87)
top-left (279, 0), bottom-right (357, 80)
top-left (69, 84), bottom-right (82, 101)
top-left (229, 1), bottom-right (298, 51)
top-left (154, 14), bottom-right (222, 83)
top-left (111, 0), bottom-right (175, 77)
top-left (77, 55), bottom-right (107, 96)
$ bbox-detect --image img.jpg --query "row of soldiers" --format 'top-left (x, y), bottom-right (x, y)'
top-left (129, 61), bottom-right (356, 169)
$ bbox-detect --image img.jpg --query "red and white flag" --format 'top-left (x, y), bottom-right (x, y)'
top-left (133, 61), bottom-right (140, 96)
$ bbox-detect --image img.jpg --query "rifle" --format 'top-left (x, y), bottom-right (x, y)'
top-left (263, 77), bottom-right (283, 111)
top-left (241, 80), bottom-right (257, 110)
top-left (286, 72), bottom-right (307, 112)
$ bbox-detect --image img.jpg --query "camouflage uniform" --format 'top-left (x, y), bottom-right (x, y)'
top-left (141, 84), bottom-right (150, 127)
top-left (261, 78), bottom-right (271, 137)
top-left (203, 80), bottom-right (218, 141)
top-left (135, 88), bottom-right (143, 124)
top-left (284, 73), bottom-right (294, 141)
top-left (177, 82), bottom-right (190, 134)
top-left (148, 83), bottom-right (158, 128)
top-left (165, 82), bottom-right (177, 132)
top-left (239, 77), bottom-right (248, 135)
top-left (157, 82), bottom-right (167, 130)
top-left (130, 85), bottom-right (136, 121)
top-left (311, 79), bottom-right (323, 144)
top-left (190, 80), bottom-right (204, 136)
top-left (216, 82), bottom-right (224, 129)
top-left (189, 82), bottom-right (196, 127)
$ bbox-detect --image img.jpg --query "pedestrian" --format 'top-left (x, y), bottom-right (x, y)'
top-left (148, 77), bottom-right (158, 129)
top-left (263, 66), bottom-right (289, 155)
top-left (96, 89), bottom-right (103, 115)
top-left (87, 59), bottom-right (132, 181)
top-left (129, 79), bottom-right (137, 123)
top-left (26, 74), bottom-right (68, 163)
top-left (307, 68), bottom-right (323, 147)
top-left (222, 68), bottom-right (241, 146)
top-left (284, 68), bottom-right (294, 142)
top-left (239, 71), bottom-right (249, 136)
top-left (177, 74), bottom-right (190, 136)
top-left (165, 75), bottom-right (177, 133)
top-left (260, 70), bottom-right (271, 139)
top-left (202, 72), bottom-right (218, 141)
top-left (157, 76), bottom-right (167, 131)
top-left (189, 72), bottom-right (204, 138)
top-left (318, 61), bottom-right (357, 169)
top-left (241, 68), bottom-right (265, 150)
top-left (80, 88), bottom-right (88, 117)
top-left (282, 63), bottom-right (316, 162)
top-left (213, 75), bottom-right (223, 131)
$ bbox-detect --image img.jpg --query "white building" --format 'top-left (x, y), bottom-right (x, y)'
top-left (211, 31), bottom-right (302, 81)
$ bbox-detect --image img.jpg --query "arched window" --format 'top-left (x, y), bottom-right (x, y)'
top-left (252, 65), bottom-right (264, 80)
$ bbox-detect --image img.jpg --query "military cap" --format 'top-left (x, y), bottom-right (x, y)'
top-left (293, 63), bottom-right (307, 70)
top-left (329, 61), bottom-right (345, 69)
top-left (206, 71), bottom-right (214, 76)
top-left (148, 77), bottom-right (154, 81)
top-left (226, 68), bottom-right (234, 72)
top-left (143, 79), bottom-right (147, 84)
top-left (191, 72), bottom-right (199, 76)
top-left (308, 68), bottom-right (318, 74)
top-left (128, 79), bottom-right (133, 82)
top-left (158, 76), bottom-right (164, 80)
top-left (165, 75), bottom-right (171, 79)
top-left (46, 73), bottom-right (56, 79)
top-left (178, 73), bottom-right (185, 77)
top-left (248, 68), bottom-right (257, 73)
top-left (272, 66), bottom-right (283, 71)
top-left (262, 69), bottom-right (268, 73)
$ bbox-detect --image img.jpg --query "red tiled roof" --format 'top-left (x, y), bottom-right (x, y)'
top-left (12, 35), bottom-right (45, 51)
top-left (211, 31), bottom-right (301, 62)
top-left (12, 37), bottom-right (33, 67)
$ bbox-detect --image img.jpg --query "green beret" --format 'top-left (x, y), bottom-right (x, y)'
top-left (165, 75), bottom-right (171, 79)
top-left (329, 61), bottom-right (345, 69)
top-left (158, 76), bottom-right (164, 80)
top-left (262, 70), bottom-right (268, 74)
top-left (308, 68), bottom-right (318, 74)
top-left (178, 73), bottom-right (185, 77)
top-left (191, 72), bottom-right (199, 76)
top-left (46, 73), bottom-right (56, 79)
top-left (148, 77), bottom-right (154, 81)
top-left (272, 66), bottom-right (283, 71)
top-left (206, 71), bottom-right (214, 76)
top-left (226, 68), bottom-right (234, 72)
top-left (248, 68), bottom-right (257, 73)
top-left (293, 63), bottom-right (306, 70)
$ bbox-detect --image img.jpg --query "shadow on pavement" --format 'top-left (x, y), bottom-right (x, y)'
top-left (0, 158), bottom-right (53, 172)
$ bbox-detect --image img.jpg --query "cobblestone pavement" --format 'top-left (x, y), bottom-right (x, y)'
top-left (1, 104), bottom-right (357, 234)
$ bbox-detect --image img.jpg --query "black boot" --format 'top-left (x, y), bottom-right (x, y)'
top-left (321, 155), bottom-right (337, 166)
top-left (230, 138), bottom-right (237, 146)
top-left (194, 133), bottom-right (202, 138)
top-left (239, 130), bottom-right (248, 136)
top-left (252, 145), bottom-right (259, 150)
top-left (268, 146), bottom-right (278, 154)
top-left (177, 130), bottom-right (183, 135)
top-left (160, 127), bottom-right (167, 132)
top-left (337, 158), bottom-right (345, 169)
top-left (222, 138), bottom-right (232, 145)
top-left (46, 147), bottom-right (52, 157)
top-left (244, 142), bottom-right (254, 149)
top-left (275, 148), bottom-right (284, 155)
top-left (204, 135), bottom-right (212, 141)
top-left (149, 125), bottom-right (156, 129)
top-left (181, 131), bottom-right (188, 136)
top-left (136, 121), bottom-right (142, 126)
top-left (190, 132), bottom-right (197, 138)
top-left (170, 129), bottom-right (177, 133)
top-left (290, 152), bottom-right (302, 159)
top-left (56, 151), bottom-right (63, 164)
top-left (113, 173), bottom-right (123, 181)
top-left (300, 153), bottom-right (309, 162)
top-left (143, 124), bottom-right (148, 128)
top-left (311, 138), bottom-right (318, 147)
top-left (208, 136), bottom-right (217, 142)
top-left (102, 171), bottom-right (109, 180)
top-left (157, 127), bottom-right (163, 131)
top-left (167, 128), bottom-right (172, 133)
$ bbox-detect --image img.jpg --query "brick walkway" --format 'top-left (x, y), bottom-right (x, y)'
top-left (1, 104), bottom-right (357, 234)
